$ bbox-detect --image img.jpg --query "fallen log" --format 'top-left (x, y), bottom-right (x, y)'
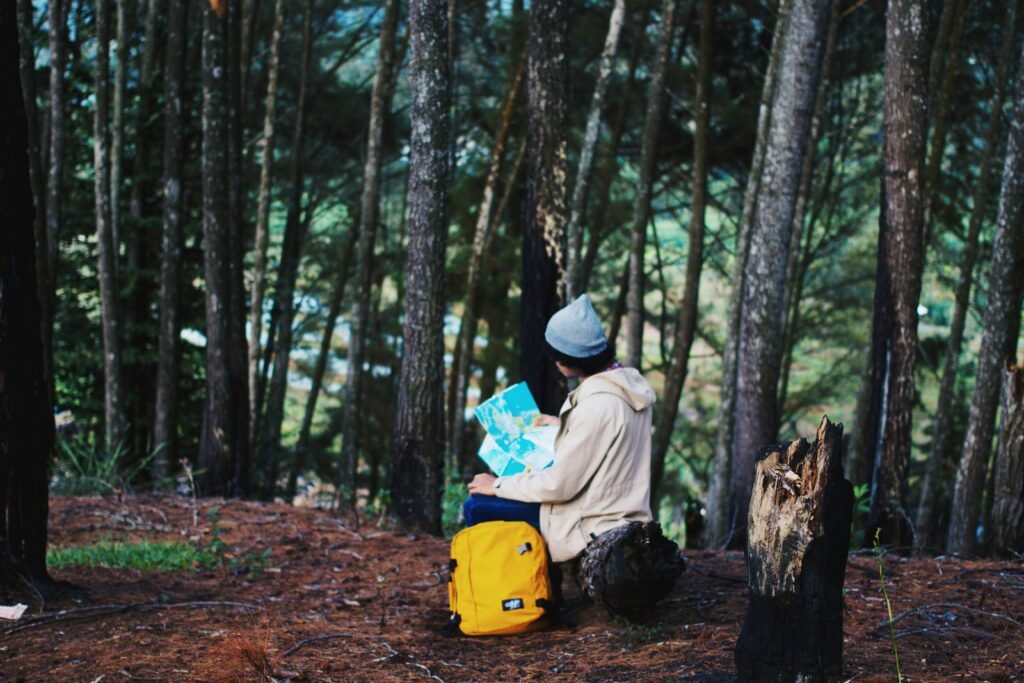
top-left (578, 520), bottom-right (684, 620)
top-left (735, 416), bottom-right (853, 682)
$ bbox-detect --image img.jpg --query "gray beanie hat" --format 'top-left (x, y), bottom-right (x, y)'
top-left (544, 294), bottom-right (608, 358)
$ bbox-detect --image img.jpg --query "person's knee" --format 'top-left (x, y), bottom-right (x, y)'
top-left (462, 496), bottom-right (478, 526)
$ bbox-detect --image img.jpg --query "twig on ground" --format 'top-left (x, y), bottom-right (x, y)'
top-left (1, 600), bottom-right (261, 635)
top-left (895, 626), bottom-right (997, 640)
top-left (281, 632), bottom-right (362, 658)
top-left (885, 603), bottom-right (1024, 630)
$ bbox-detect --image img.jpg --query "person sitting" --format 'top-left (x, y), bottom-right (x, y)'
top-left (464, 294), bottom-right (656, 597)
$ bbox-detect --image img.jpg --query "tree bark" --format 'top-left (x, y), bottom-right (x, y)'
top-left (862, 0), bottom-right (928, 548)
top-left (988, 364), bottom-right (1024, 558)
top-left (0, 0), bottom-right (54, 584)
top-left (446, 47), bottom-right (525, 475)
top-left (41, 0), bottom-right (69, 401)
top-left (650, 0), bottom-right (713, 511)
top-left (247, 0), bottom-right (285, 441)
top-left (624, 0), bottom-right (677, 370)
top-left (339, 0), bottom-right (400, 502)
top-left (93, 0), bottom-right (128, 453)
top-left (704, 0), bottom-right (790, 549)
top-left (198, 1), bottom-right (249, 497)
top-left (389, 0), bottom-right (450, 535)
top-left (152, 0), bottom-right (189, 481)
top-left (915, 0), bottom-right (1018, 552)
top-left (735, 417), bottom-right (852, 682)
top-left (16, 0), bottom-right (46, 316)
top-left (110, 0), bottom-right (129, 266)
top-left (730, 0), bottom-right (831, 548)
top-left (565, 0), bottom-right (625, 300)
top-left (946, 41), bottom-right (1024, 555)
top-left (521, 0), bottom-right (570, 415)
top-left (260, 0), bottom-right (314, 499)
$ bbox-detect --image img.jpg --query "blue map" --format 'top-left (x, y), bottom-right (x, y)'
top-left (474, 382), bottom-right (557, 477)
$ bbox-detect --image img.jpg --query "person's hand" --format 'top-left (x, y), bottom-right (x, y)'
top-left (467, 473), bottom-right (497, 496)
top-left (531, 413), bottom-right (559, 427)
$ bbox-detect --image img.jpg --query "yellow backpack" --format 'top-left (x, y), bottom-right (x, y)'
top-left (446, 520), bottom-right (554, 636)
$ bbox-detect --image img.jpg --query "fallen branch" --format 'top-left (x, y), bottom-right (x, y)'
top-left (1, 600), bottom-right (261, 635)
top-left (281, 632), bottom-right (366, 658)
top-left (885, 603), bottom-right (1024, 631)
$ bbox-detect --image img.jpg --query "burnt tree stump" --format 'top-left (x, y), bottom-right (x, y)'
top-left (735, 416), bottom-right (853, 682)
top-left (578, 521), bottom-right (685, 619)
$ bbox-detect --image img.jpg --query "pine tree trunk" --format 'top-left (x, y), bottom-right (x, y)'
top-left (946, 42), bottom-right (1024, 555)
top-left (704, 0), bottom-right (790, 548)
top-left (0, 1), bottom-right (55, 584)
top-left (624, 0), bottom-right (677, 370)
top-left (915, 0), bottom-right (1018, 552)
top-left (16, 0), bottom-right (46, 316)
top-left (93, 0), bottom-right (127, 453)
top-left (128, 0), bottom-right (159, 223)
top-left (521, 0), bottom-right (570, 415)
top-left (41, 0), bottom-right (69, 400)
top-left (198, 1), bottom-right (248, 497)
top-left (260, 0), bottom-right (313, 499)
top-left (862, 0), bottom-right (928, 548)
top-left (247, 0), bottom-right (285, 441)
top-left (339, 0), bottom-right (400, 502)
top-left (389, 0), bottom-right (450, 535)
top-left (730, 0), bottom-right (831, 548)
top-left (152, 0), bottom-right (189, 481)
top-left (735, 417), bottom-right (852, 681)
top-left (447, 48), bottom-right (524, 474)
top-left (988, 364), bottom-right (1024, 558)
top-left (650, 0), bottom-right (713, 511)
top-left (287, 224), bottom-right (359, 497)
top-left (565, 0), bottom-right (625, 300)
top-left (110, 0), bottom-right (128, 267)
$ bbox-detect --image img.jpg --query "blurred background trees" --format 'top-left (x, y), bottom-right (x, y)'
top-left (9, 0), bottom-right (1024, 555)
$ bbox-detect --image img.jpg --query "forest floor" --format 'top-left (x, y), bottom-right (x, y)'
top-left (2, 495), bottom-right (1023, 682)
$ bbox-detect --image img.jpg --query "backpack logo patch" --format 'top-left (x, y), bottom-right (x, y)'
top-left (502, 598), bottom-right (524, 611)
top-left (517, 542), bottom-right (532, 555)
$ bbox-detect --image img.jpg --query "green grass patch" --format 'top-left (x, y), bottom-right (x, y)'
top-left (47, 540), bottom-right (214, 572)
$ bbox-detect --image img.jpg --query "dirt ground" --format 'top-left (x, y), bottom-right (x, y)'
top-left (2, 495), bottom-right (1022, 682)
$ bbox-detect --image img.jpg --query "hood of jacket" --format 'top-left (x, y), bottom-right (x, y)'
top-left (569, 367), bottom-right (656, 413)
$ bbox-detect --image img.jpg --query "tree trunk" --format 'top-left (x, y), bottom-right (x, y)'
top-left (260, 0), bottom-right (314, 499)
top-left (0, 0), bottom-right (54, 584)
top-left (93, 0), bottom-right (127, 453)
top-left (198, 1), bottom-right (248, 497)
top-left (650, 0), bottom-right (713, 511)
top-left (776, 0), bottom-right (839, 412)
top-left (41, 0), bottom-right (69, 402)
top-left (128, 0), bottom-right (160, 223)
top-left (152, 0), bottom-right (189, 481)
top-left (915, 0), bottom-right (1018, 553)
top-left (862, 0), bottom-right (928, 548)
top-left (446, 47), bottom-right (525, 475)
top-left (247, 0), bottom-right (285, 440)
top-left (389, 0), bottom-right (450, 535)
top-left (624, 0), bottom-right (677, 370)
top-left (520, 0), bottom-right (570, 415)
top-left (988, 364), bottom-right (1024, 558)
top-left (287, 224), bottom-right (359, 497)
top-left (565, 0), bottom-right (625, 300)
top-left (16, 0), bottom-right (46, 318)
top-left (735, 417), bottom-right (852, 682)
top-left (110, 0), bottom-right (128, 267)
top-left (578, 521), bottom-right (684, 620)
top-left (339, 0), bottom-right (400, 502)
top-left (730, 0), bottom-right (831, 548)
top-left (704, 0), bottom-right (790, 549)
top-left (946, 41), bottom-right (1024, 555)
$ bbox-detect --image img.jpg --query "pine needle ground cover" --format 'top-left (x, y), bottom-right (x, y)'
top-left (4, 495), bottom-right (1022, 681)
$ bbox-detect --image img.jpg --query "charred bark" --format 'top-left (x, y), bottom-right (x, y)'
top-left (735, 417), bottom-right (852, 682)
top-left (988, 364), bottom-right (1024, 558)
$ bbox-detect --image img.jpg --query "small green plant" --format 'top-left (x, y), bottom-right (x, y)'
top-left (850, 483), bottom-right (871, 548)
top-left (51, 436), bottom-right (153, 496)
top-left (48, 540), bottom-right (214, 572)
top-left (442, 477), bottom-right (467, 538)
top-left (199, 506), bottom-right (271, 578)
top-left (873, 528), bottom-right (903, 682)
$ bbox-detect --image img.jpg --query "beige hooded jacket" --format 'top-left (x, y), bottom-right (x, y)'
top-left (492, 367), bottom-right (656, 562)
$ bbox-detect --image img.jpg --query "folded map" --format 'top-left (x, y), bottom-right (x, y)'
top-left (474, 382), bottom-right (557, 478)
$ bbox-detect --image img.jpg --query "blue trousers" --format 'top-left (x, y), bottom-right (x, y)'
top-left (462, 494), bottom-right (540, 530)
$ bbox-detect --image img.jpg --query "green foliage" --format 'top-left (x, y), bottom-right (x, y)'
top-left (47, 540), bottom-right (213, 572)
top-left (51, 436), bottom-right (152, 496)
top-left (850, 483), bottom-right (872, 548)
top-left (442, 477), bottom-right (466, 539)
top-left (200, 507), bottom-right (272, 578)
top-left (873, 528), bottom-right (903, 682)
